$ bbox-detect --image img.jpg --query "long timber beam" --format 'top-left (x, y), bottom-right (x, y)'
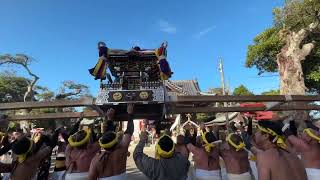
top-left (0, 98), bottom-right (94, 110)
top-left (7, 112), bottom-right (161, 121)
top-left (1, 96), bottom-right (320, 111)
top-left (170, 95), bottom-right (320, 103)
top-left (8, 112), bottom-right (100, 121)
top-left (168, 104), bottom-right (320, 113)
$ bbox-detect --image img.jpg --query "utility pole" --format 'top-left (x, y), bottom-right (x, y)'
top-left (218, 58), bottom-right (230, 133)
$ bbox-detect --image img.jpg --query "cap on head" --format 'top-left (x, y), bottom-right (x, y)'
top-left (201, 131), bottom-right (216, 153)
top-left (68, 129), bottom-right (91, 147)
top-left (156, 135), bottom-right (175, 158)
top-left (226, 133), bottom-right (245, 151)
top-left (258, 121), bottom-right (283, 136)
top-left (257, 120), bottom-right (286, 149)
top-left (12, 136), bottom-right (34, 163)
top-left (99, 132), bottom-right (118, 149)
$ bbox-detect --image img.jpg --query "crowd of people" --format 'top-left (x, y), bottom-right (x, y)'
top-left (0, 106), bottom-right (319, 180)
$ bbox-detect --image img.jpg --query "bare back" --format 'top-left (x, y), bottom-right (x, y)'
top-left (175, 144), bottom-right (189, 158)
top-left (257, 148), bottom-right (307, 180)
top-left (66, 143), bottom-right (100, 173)
top-left (91, 146), bottom-right (128, 178)
top-left (11, 147), bottom-right (51, 180)
top-left (187, 144), bottom-right (220, 171)
top-left (89, 133), bottom-right (132, 179)
top-left (302, 145), bottom-right (320, 169)
top-left (220, 144), bottom-right (249, 174)
top-left (288, 135), bottom-right (320, 169)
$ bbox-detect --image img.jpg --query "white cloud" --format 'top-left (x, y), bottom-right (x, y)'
top-left (194, 26), bottom-right (216, 39)
top-left (158, 19), bottom-right (177, 34)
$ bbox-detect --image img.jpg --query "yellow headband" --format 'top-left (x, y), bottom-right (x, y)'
top-left (304, 128), bottom-right (320, 143)
top-left (156, 135), bottom-right (175, 158)
top-left (68, 129), bottom-right (91, 147)
top-left (201, 131), bottom-right (215, 153)
top-left (226, 133), bottom-right (245, 152)
top-left (99, 133), bottom-right (118, 149)
top-left (257, 125), bottom-right (286, 149)
top-left (17, 139), bottom-right (33, 163)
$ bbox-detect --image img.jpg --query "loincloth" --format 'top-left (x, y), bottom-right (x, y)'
top-left (195, 169), bottom-right (221, 180)
top-left (99, 172), bottom-right (127, 180)
top-left (51, 171), bottom-right (66, 180)
top-left (65, 172), bottom-right (88, 180)
top-left (227, 172), bottom-right (251, 180)
top-left (249, 160), bottom-right (258, 180)
top-left (305, 168), bottom-right (320, 180)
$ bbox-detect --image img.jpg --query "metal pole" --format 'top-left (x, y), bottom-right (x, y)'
top-left (218, 58), bottom-right (230, 133)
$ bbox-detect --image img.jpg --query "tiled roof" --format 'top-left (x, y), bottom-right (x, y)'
top-left (166, 80), bottom-right (201, 96)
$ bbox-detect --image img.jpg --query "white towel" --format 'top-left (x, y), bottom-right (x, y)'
top-left (227, 172), bottom-right (252, 180)
top-left (305, 168), bottom-right (320, 180)
top-left (65, 172), bottom-right (88, 180)
top-left (99, 173), bottom-right (127, 180)
top-left (195, 169), bottom-right (222, 180)
top-left (51, 171), bottom-right (66, 180)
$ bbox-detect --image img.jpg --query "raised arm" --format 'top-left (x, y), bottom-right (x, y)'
top-left (104, 108), bottom-right (116, 133)
top-left (133, 131), bottom-right (157, 179)
top-left (121, 104), bottom-right (134, 147)
top-left (287, 135), bottom-right (309, 152)
top-left (184, 129), bottom-right (200, 155)
top-left (34, 146), bottom-right (52, 162)
top-left (88, 156), bottom-right (99, 180)
top-left (257, 153), bottom-right (271, 180)
top-left (283, 121), bottom-right (309, 152)
top-left (68, 113), bottom-right (83, 138)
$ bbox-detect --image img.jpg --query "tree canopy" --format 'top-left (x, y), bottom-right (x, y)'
top-left (246, 0), bottom-right (320, 93)
top-left (0, 72), bottom-right (29, 103)
top-left (233, 85), bottom-right (254, 96)
top-left (261, 89), bottom-right (280, 95)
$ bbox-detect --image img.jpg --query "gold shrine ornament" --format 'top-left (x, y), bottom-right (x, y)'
top-left (113, 92), bottom-right (123, 101)
top-left (139, 91), bottom-right (149, 100)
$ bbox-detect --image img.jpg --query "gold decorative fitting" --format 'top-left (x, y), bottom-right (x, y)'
top-left (113, 92), bottom-right (122, 101)
top-left (139, 91), bottom-right (149, 100)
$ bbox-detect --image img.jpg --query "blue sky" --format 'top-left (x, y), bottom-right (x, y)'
top-left (0, 0), bottom-right (284, 95)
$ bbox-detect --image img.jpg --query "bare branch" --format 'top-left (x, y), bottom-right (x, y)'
top-left (0, 54), bottom-right (39, 102)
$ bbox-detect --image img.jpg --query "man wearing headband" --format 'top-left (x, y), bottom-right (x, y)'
top-left (10, 135), bottom-right (53, 180)
top-left (88, 104), bottom-right (134, 180)
top-left (51, 114), bottom-right (84, 180)
top-left (134, 130), bottom-right (190, 180)
top-left (254, 120), bottom-right (307, 180)
top-left (65, 119), bottom-right (100, 180)
top-left (220, 133), bottom-right (251, 180)
top-left (284, 120), bottom-right (320, 180)
top-left (185, 126), bottom-right (221, 180)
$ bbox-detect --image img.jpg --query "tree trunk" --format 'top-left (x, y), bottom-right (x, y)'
top-left (276, 21), bottom-right (318, 130)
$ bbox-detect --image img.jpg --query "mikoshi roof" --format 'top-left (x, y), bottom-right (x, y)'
top-left (166, 80), bottom-right (201, 96)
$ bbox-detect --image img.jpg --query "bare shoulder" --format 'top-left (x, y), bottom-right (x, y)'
top-left (89, 142), bottom-right (101, 152)
top-left (257, 149), bottom-right (274, 161)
